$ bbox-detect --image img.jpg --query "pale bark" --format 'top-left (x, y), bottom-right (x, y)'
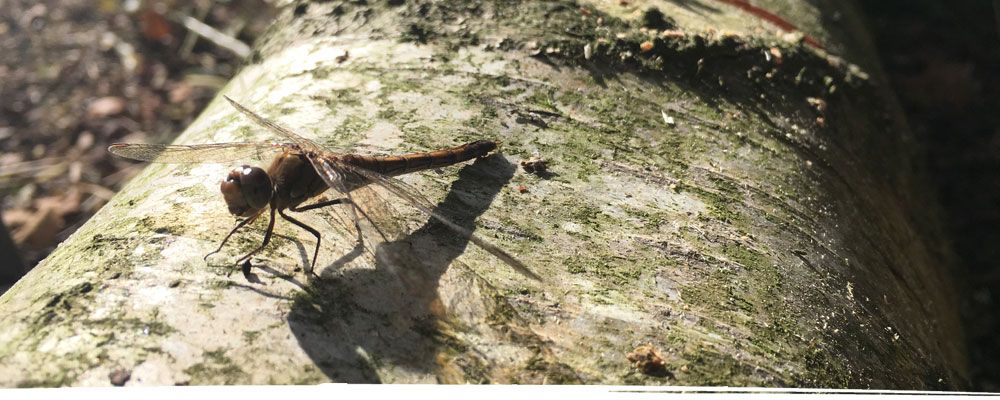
top-left (0, 0), bottom-right (967, 388)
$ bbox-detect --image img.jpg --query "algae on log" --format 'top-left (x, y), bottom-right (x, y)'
top-left (0, 0), bottom-right (968, 388)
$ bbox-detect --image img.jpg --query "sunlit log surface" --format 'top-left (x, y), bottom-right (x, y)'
top-left (0, 0), bottom-right (967, 388)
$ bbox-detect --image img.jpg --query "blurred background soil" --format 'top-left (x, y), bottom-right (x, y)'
top-left (0, 0), bottom-right (276, 273)
top-left (0, 0), bottom-right (996, 390)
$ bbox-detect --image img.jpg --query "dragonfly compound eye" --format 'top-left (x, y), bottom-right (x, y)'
top-left (220, 165), bottom-right (273, 217)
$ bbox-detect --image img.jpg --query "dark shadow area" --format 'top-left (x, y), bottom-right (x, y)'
top-left (0, 209), bottom-right (26, 291)
top-left (286, 154), bottom-right (516, 382)
top-left (230, 280), bottom-right (296, 301)
top-left (855, 0), bottom-right (1000, 391)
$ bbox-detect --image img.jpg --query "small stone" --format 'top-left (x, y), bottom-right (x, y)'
top-left (768, 47), bottom-right (783, 65)
top-left (335, 50), bottom-right (349, 63)
top-left (109, 368), bottom-right (131, 386)
top-left (661, 111), bottom-right (675, 126)
top-left (806, 97), bottom-right (827, 113)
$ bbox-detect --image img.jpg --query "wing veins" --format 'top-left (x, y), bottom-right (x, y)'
top-left (224, 96), bottom-right (324, 152)
top-left (310, 155), bottom-right (541, 281)
top-left (107, 142), bottom-right (284, 163)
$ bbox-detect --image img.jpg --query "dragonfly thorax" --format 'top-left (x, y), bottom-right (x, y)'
top-left (220, 165), bottom-right (273, 217)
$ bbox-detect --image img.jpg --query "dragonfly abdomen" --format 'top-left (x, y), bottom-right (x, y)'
top-left (346, 140), bottom-right (498, 176)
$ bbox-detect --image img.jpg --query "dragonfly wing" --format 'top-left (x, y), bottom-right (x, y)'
top-left (343, 181), bottom-right (407, 243)
top-left (108, 142), bottom-right (286, 164)
top-left (223, 96), bottom-right (326, 153)
top-left (296, 153), bottom-right (396, 270)
top-left (308, 155), bottom-right (541, 281)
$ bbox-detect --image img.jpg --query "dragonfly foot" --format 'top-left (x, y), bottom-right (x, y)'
top-left (203, 250), bottom-right (220, 262)
top-left (226, 260), bottom-right (251, 277)
top-left (240, 260), bottom-right (258, 282)
top-left (227, 259), bottom-right (252, 277)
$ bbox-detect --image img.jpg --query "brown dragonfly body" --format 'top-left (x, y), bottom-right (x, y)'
top-left (266, 140), bottom-right (497, 212)
top-left (251, 140), bottom-right (495, 213)
top-left (109, 96), bottom-right (538, 280)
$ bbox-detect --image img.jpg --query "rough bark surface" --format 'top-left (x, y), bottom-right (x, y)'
top-left (0, 0), bottom-right (968, 388)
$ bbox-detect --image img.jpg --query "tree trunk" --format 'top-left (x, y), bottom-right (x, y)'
top-left (0, 0), bottom-right (968, 388)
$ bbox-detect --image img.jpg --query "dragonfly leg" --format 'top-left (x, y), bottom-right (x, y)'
top-left (289, 197), bottom-right (347, 212)
top-left (204, 210), bottom-right (262, 261)
top-left (277, 209), bottom-right (321, 274)
top-left (231, 206), bottom-right (277, 275)
top-left (290, 197), bottom-right (364, 262)
top-left (292, 197), bottom-right (365, 248)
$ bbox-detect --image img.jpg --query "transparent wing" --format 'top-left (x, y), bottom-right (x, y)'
top-left (299, 153), bottom-right (394, 240)
top-left (317, 188), bottom-right (402, 243)
top-left (311, 181), bottom-right (409, 269)
top-left (223, 96), bottom-right (326, 152)
top-left (306, 190), bottom-right (387, 269)
top-left (108, 142), bottom-right (287, 164)
top-left (346, 183), bottom-right (408, 243)
top-left (307, 154), bottom-right (541, 281)
top-left (289, 154), bottom-right (396, 271)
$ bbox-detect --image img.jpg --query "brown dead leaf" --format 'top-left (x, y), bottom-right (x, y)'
top-left (13, 202), bottom-right (62, 249)
top-left (2, 208), bottom-right (32, 228)
top-left (140, 9), bottom-right (173, 43)
top-left (11, 188), bottom-right (83, 250)
top-left (520, 155), bottom-right (548, 175)
top-left (627, 343), bottom-right (670, 377)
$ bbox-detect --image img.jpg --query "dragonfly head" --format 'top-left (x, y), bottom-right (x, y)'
top-left (220, 165), bottom-right (273, 217)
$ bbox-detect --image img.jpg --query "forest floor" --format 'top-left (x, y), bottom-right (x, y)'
top-left (0, 0), bottom-right (996, 391)
top-left (0, 0), bottom-right (276, 268)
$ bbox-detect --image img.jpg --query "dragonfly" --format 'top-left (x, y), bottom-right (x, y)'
top-left (108, 96), bottom-right (540, 281)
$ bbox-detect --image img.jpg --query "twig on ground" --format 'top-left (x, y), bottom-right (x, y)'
top-left (174, 13), bottom-right (251, 58)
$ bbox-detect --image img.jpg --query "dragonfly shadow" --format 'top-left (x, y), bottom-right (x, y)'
top-left (286, 154), bottom-right (516, 383)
